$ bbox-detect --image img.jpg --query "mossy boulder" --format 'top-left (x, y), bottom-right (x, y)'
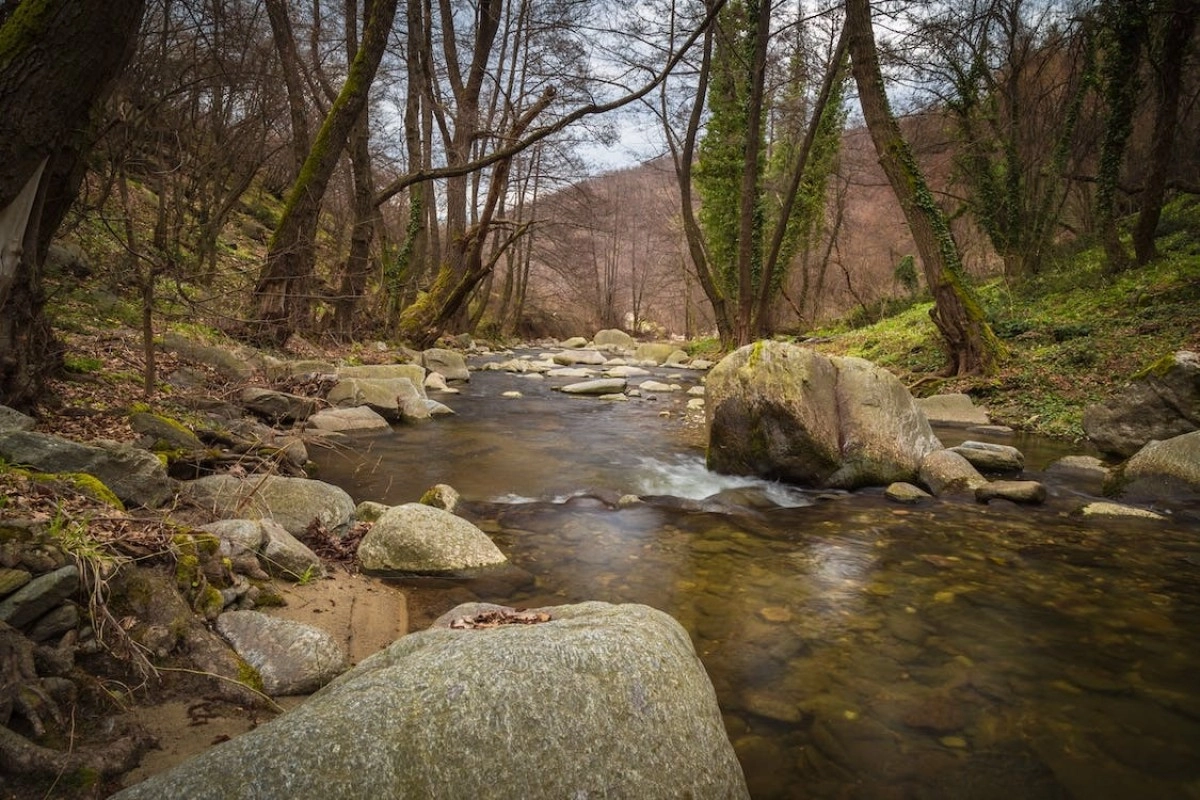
top-left (706, 342), bottom-right (942, 489)
top-left (181, 474), bottom-right (355, 537)
top-left (1083, 350), bottom-right (1200, 457)
top-left (129, 411), bottom-right (204, 451)
top-left (1108, 430), bottom-right (1200, 503)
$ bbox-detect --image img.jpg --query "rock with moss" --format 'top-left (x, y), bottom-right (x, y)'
top-left (110, 601), bottom-right (748, 800)
top-left (181, 474), bottom-right (355, 537)
top-left (129, 412), bottom-right (203, 452)
top-left (337, 364), bottom-right (428, 397)
top-left (1083, 351), bottom-right (1200, 458)
top-left (1109, 430), bottom-right (1200, 502)
top-left (160, 332), bottom-right (260, 381)
top-left (357, 503), bottom-right (505, 573)
top-left (418, 483), bottom-right (459, 512)
top-left (216, 611), bottom-right (348, 696)
top-left (0, 431), bottom-right (175, 507)
top-left (635, 342), bottom-right (686, 365)
top-left (706, 342), bottom-right (942, 490)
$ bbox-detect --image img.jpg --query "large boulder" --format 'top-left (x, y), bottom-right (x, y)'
top-left (0, 431), bottom-right (175, 507)
top-left (0, 404), bottom-right (36, 433)
top-left (160, 332), bottom-right (259, 381)
top-left (1110, 430), bottom-right (1200, 502)
top-left (357, 503), bottom-right (506, 573)
top-left (1083, 351), bottom-right (1200, 457)
top-left (635, 342), bottom-right (686, 365)
top-left (919, 449), bottom-right (987, 496)
top-left (112, 601), bottom-right (748, 800)
top-left (327, 377), bottom-right (428, 423)
top-left (181, 474), bottom-right (355, 537)
top-left (338, 363), bottom-right (427, 396)
top-left (706, 342), bottom-right (941, 489)
top-left (593, 328), bottom-right (636, 350)
top-left (421, 348), bottom-right (470, 382)
top-left (559, 378), bottom-right (627, 396)
top-left (240, 387), bottom-right (318, 423)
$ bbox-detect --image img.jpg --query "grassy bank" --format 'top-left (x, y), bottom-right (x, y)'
top-left (807, 198), bottom-right (1200, 439)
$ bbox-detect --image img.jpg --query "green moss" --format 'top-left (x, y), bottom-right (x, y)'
top-left (236, 658), bottom-right (265, 694)
top-left (1132, 353), bottom-right (1179, 380)
top-left (37, 472), bottom-right (125, 510)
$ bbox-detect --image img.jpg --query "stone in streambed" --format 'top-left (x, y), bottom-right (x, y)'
top-left (357, 503), bottom-right (505, 573)
top-left (112, 601), bottom-right (748, 799)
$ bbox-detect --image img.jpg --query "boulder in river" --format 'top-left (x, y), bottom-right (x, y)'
top-left (326, 377), bottom-right (423, 421)
top-left (1109, 430), bottom-right (1200, 502)
top-left (559, 377), bottom-right (628, 396)
top-left (1083, 350), bottom-right (1200, 457)
top-left (304, 406), bottom-right (391, 432)
top-left (357, 503), bottom-right (506, 573)
top-left (949, 440), bottom-right (1024, 473)
top-left (593, 328), bottom-right (636, 350)
top-left (111, 601), bottom-right (748, 800)
top-left (421, 348), bottom-right (470, 382)
top-left (705, 342), bottom-right (941, 489)
top-left (919, 449), bottom-right (987, 496)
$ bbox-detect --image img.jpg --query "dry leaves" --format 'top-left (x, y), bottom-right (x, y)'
top-left (448, 609), bottom-right (552, 629)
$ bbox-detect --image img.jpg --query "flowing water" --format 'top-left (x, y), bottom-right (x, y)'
top-left (311, 355), bottom-right (1200, 800)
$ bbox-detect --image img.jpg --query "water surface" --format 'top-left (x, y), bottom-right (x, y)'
top-left (312, 358), bottom-right (1200, 799)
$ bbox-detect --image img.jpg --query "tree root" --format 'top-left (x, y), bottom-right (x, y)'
top-left (0, 721), bottom-right (157, 778)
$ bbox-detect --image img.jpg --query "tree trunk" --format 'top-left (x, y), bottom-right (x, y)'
top-left (0, 0), bottom-right (146, 410)
top-left (264, 0), bottom-right (312, 181)
top-left (252, 0), bottom-right (398, 345)
top-left (846, 0), bottom-right (1003, 375)
top-left (1132, 0), bottom-right (1197, 264)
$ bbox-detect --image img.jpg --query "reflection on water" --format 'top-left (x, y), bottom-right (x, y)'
top-left (311, 365), bottom-right (1200, 799)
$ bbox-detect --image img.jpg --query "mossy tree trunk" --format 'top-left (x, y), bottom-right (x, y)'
top-left (0, 0), bottom-right (146, 411)
top-left (846, 0), bottom-right (1004, 376)
top-left (1132, 0), bottom-right (1197, 265)
top-left (252, 0), bottom-right (398, 346)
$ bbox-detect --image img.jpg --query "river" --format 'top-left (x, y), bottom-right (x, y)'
top-left (311, 353), bottom-right (1200, 800)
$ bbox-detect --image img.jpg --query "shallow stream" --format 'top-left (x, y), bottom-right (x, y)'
top-left (311, 355), bottom-right (1200, 800)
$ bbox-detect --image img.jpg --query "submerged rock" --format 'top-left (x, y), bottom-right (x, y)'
top-left (886, 482), bottom-right (932, 504)
top-left (706, 342), bottom-right (941, 489)
top-left (975, 480), bottom-right (1047, 505)
top-left (112, 601), bottom-right (748, 800)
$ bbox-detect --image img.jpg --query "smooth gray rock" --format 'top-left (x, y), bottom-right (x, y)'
top-left (263, 358), bottom-right (336, 380)
top-left (421, 348), bottom-right (470, 382)
top-left (0, 565), bottom-right (79, 628)
top-left (422, 399), bottom-right (455, 417)
top-left (423, 371), bottom-right (450, 392)
top-left (0, 432), bottom-right (174, 507)
top-left (1113, 430), bottom-right (1200, 501)
top-left (259, 519), bottom-right (325, 581)
top-left (885, 482), bottom-right (932, 504)
top-left (327, 377), bottom-right (423, 421)
top-left (1083, 351), bottom-right (1200, 457)
top-left (640, 380), bottom-right (680, 393)
top-left (357, 503), bottom-right (506, 573)
top-left (305, 406), bottom-right (391, 432)
top-left (419, 483), bottom-right (460, 512)
top-left (559, 378), bottom-right (628, 395)
top-left (553, 349), bottom-right (606, 366)
top-left (605, 365), bottom-right (651, 378)
top-left (0, 404), bottom-right (36, 433)
top-left (182, 474), bottom-right (355, 537)
top-left (976, 480), bottom-right (1047, 505)
top-left (197, 519), bottom-right (265, 556)
top-left (547, 367), bottom-right (596, 379)
top-left (338, 363), bottom-right (427, 397)
top-left (950, 440), bottom-right (1025, 473)
top-left (28, 602), bottom-right (79, 642)
top-left (112, 601), bottom-right (748, 800)
top-left (129, 411), bottom-right (203, 451)
top-left (919, 449), bottom-right (987, 496)
top-left (916, 393), bottom-right (990, 426)
top-left (240, 387), bottom-right (318, 423)
top-left (706, 342), bottom-right (942, 489)
top-left (560, 336), bottom-right (588, 348)
top-left (593, 328), bottom-right (636, 350)
top-left (216, 611), bottom-right (348, 696)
